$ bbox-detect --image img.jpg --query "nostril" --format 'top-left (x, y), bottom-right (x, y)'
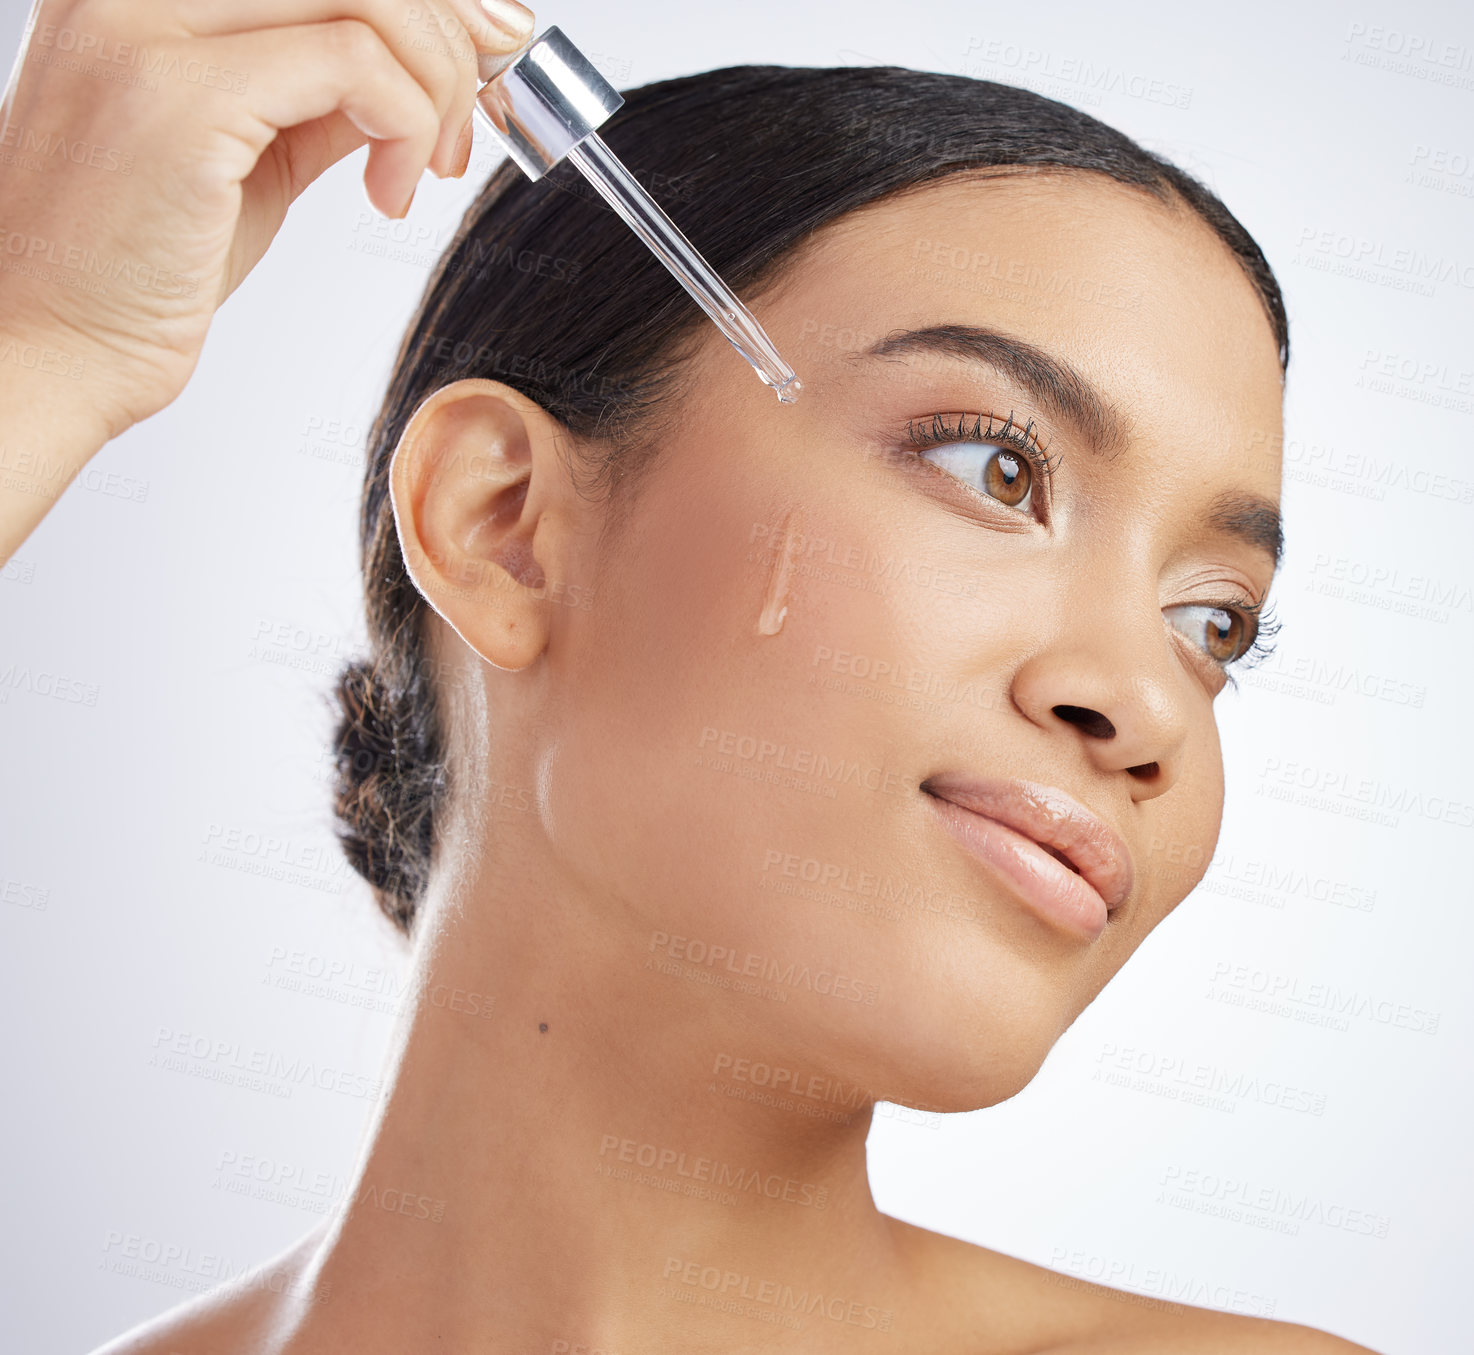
top-left (1053, 704), bottom-right (1116, 740)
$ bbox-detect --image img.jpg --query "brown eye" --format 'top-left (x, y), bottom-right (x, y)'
top-left (920, 443), bottom-right (1034, 511)
top-left (1166, 604), bottom-right (1248, 665)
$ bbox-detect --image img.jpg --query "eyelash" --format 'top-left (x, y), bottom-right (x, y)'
top-left (901, 409), bottom-right (1282, 681)
top-left (904, 410), bottom-right (1060, 516)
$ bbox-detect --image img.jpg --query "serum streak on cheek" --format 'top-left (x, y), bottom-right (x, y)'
top-left (757, 507), bottom-right (797, 636)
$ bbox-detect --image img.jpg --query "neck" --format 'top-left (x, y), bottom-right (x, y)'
top-left (284, 840), bottom-right (916, 1353)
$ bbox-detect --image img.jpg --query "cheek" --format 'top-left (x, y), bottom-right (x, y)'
top-left (1131, 719), bottom-right (1226, 934)
top-left (537, 467), bottom-right (924, 956)
top-left (532, 468), bottom-right (808, 912)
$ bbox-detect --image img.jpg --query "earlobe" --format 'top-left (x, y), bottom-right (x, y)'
top-left (387, 379), bottom-right (567, 673)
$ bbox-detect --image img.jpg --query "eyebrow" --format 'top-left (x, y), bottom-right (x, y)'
top-left (853, 324), bottom-right (1283, 571)
top-left (1203, 490), bottom-right (1284, 572)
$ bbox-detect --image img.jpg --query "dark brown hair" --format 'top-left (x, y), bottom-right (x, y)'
top-left (331, 63), bottom-right (1290, 940)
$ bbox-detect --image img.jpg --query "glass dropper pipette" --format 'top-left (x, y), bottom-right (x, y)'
top-left (471, 26), bottom-right (801, 403)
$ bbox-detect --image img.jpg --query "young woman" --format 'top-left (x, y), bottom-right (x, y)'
top-left (0, 2), bottom-right (1376, 1351)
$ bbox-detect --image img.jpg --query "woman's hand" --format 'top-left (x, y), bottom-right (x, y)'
top-left (0, 0), bottom-right (533, 559)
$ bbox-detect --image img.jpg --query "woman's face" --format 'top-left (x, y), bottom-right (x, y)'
top-left (436, 171), bottom-right (1285, 1111)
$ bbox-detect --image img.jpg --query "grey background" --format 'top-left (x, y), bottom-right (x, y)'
top-left (2, 2), bottom-right (1470, 1352)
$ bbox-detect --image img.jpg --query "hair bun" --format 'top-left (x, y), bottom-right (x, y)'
top-left (331, 657), bottom-right (446, 937)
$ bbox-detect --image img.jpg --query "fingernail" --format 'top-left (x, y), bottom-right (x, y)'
top-left (393, 185), bottom-right (417, 220)
top-left (479, 0), bottom-right (535, 41)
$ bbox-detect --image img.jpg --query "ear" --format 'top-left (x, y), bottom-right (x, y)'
top-left (388, 379), bottom-right (578, 672)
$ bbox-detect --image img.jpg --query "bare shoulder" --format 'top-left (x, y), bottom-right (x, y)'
top-left (884, 1216), bottom-right (1382, 1355)
top-left (84, 1223), bottom-right (330, 1355)
top-left (1050, 1305), bottom-right (1382, 1354)
top-left (1049, 1308), bottom-right (1382, 1354)
top-left (84, 1285), bottom-right (262, 1355)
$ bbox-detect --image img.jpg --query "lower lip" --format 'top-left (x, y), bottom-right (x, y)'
top-left (923, 792), bottom-right (1109, 941)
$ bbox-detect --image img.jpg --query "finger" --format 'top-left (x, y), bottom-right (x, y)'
top-left (441, 0), bottom-right (538, 55)
top-left (224, 21), bottom-right (445, 217)
top-left (181, 0), bottom-right (498, 177)
top-left (225, 109), bottom-right (369, 301)
top-left (267, 109), bottom-right (372, 206)
top-left (178, 0), bottom-right (534, 54)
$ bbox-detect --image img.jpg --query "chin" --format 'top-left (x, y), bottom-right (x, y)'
top-left (810, 964), bottom-right (1086, 1117)
top-left (869, 1040), bottom-right (1058, 1118)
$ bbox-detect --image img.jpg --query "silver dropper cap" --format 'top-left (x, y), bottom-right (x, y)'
top-left (470, 27), bottom-right (802, 403)
top-left (474, 26), bottom-right (624, 182)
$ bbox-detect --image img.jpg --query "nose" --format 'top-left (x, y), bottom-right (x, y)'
top-left (1010, 614), bottom-right (1191, 798)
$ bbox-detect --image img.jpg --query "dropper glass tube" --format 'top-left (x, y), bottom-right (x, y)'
top-left (564, 134), bottom-right (801, 403)
top-left (471, 26), bottom-right (801, 403)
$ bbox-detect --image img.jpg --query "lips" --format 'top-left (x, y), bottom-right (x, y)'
top-left (920, 773), bottom-right (1134, 921)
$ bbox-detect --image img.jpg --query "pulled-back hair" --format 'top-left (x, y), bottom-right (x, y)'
top-left (331, 63), bottom-right (1289, 940)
